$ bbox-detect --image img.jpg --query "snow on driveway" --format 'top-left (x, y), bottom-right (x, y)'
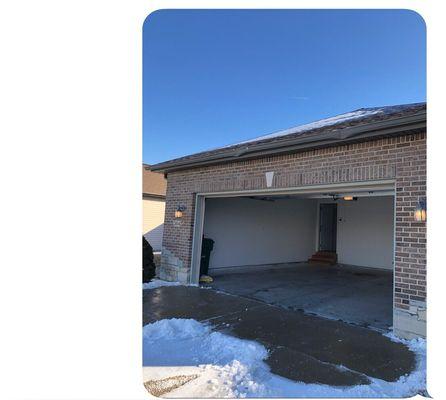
top-left (143, 318), bottom-right (426, 398)
top-left (143, 279), bottom-right (186, 290)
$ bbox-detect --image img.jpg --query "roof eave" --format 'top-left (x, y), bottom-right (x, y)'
top-left (151, 111), bottom-right (426, 173)
top-left (143, 193), bottom-right (166, 200)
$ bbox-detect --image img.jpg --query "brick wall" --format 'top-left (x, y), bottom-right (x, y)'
top-left (161, 132), bottom-right (426, 319)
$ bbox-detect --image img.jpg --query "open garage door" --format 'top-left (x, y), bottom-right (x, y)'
top-left (191, 181), bottom-right (395, 330)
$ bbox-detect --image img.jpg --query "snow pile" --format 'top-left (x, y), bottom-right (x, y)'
top-left (143, 318), bottom-right (426, 398)
top-left (143, 319), bottom-right (268, 371)
top-left (142, 279), bottom-right (182, 290)
top-left (143, 319), bottom-right (270, 397)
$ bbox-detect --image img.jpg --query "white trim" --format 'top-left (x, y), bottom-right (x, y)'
top-left (392, 181), bottom-right (397, 331)
top-left (315, 203), bottom-right (320, 252)
top-left (190, 194), bottom-right (206, 284)
top-left (303, 190), bottom-right (395, 199)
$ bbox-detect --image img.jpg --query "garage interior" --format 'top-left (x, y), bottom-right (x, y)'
top-left (201, 189), bottom-right (394, 331)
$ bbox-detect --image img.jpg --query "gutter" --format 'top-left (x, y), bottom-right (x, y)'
top-left (143, 193), bottom-right (166, 200)
top-left (151, 111), bottom-right (426, 173)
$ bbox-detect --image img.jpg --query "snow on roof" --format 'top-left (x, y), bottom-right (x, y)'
top-left (223, 107), bottom-right (389, 148)
top-left (150, 102), bottom-right (426, 171)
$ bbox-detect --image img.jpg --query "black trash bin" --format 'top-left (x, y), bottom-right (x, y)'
top-left (200, 237), bottom-right (214, 276)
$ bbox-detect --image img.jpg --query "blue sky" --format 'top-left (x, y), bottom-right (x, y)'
top-left (143, 9), bottom-right (425, 165)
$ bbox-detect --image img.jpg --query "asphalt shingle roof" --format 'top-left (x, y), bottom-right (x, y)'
top-left (152, 102), bottom-right (426, 171)
top-left (142, 165), bottom-right (167, 197)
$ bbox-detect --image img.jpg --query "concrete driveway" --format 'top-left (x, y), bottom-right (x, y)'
top-left (143, 285), bottom-right (415, 387)
top-left (207, 263), bottom-right (393, 331)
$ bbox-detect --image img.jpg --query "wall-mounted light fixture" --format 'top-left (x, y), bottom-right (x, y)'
top-left (343, 196), bottom-right (358, 201)
top-left (414, 199), bottom-right (427, 222)
top-left (175, 205), bottom-right (186, 218)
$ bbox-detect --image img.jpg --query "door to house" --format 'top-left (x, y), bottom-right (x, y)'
top-left (319, 203), bottom-right (337, 252)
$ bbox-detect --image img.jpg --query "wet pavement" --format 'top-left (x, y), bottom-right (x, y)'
top-left (143, 285), bottom-right (415, 387)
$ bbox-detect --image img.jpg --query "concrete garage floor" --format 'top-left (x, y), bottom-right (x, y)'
top-left (207, 263), bottom-right (393, 331)
top-left (143, 285), bottom-right (415, 386)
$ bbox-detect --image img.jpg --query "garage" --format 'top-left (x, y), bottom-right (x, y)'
top-left (196, 183), bottom-right (395, 331)
top-left (152, 102), bottom-right (426, 339)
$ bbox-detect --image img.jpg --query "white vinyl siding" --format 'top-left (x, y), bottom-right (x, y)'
top-left (143, 197), bottom-right (165, 251)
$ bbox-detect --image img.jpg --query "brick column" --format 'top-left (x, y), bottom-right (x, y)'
top-left (393, 138), bottom-right (427, 338)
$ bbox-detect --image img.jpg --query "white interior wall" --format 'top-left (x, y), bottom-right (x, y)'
top-left (318, 196), bottom-right (394, 269)
top-left (203, 197), bottom-right (316, 269)
top-left (203, 194), bottom-right (394, 271)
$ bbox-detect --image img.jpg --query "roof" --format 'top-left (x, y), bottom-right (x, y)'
top-left (142, 164), bottom-right (167, 198)
top-left (151, 102), bottom-right (426, 173)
